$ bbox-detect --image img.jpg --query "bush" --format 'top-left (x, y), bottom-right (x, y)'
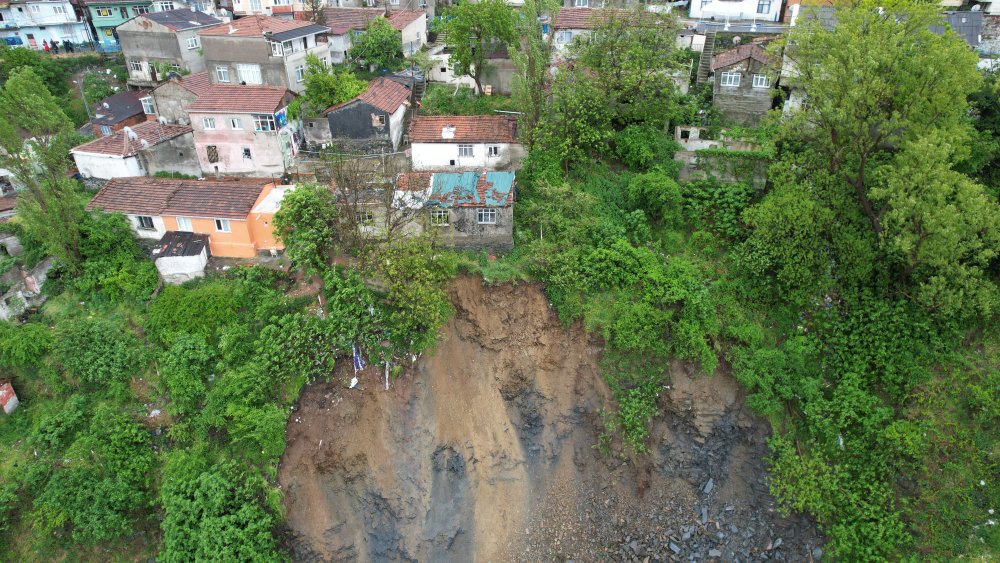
top-left (0, 321), bottom-right (52, 370)
top-left (614, 125), bottom-right (680, 170)
top-left (75, 213), bottom-right (158, 303)
top-left (53, 317), bottom-right (147, 392)
top-left (160, 334), bottom-right (215, 416)
top-left (146, 282), bottom-right (239, 347)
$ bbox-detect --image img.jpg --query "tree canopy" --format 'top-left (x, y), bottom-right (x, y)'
top-left (349, 17), bottom-right (403, 72)
top-left (442, 0), bottom-right (517, 94)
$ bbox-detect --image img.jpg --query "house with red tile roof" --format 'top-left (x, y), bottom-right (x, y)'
top-left (550, 8), bottom-right (664, 52)
top-left (408, 115), bottom-right (523, 171)
top-left (70, 121), bottom-right (199, 180)
top-left (86, 176), bottom-right (288, 258)
top-left (320, 77), bottom-right (411, 151)
top-left (710, 42), bottom-right (778, 125)
top-left (199, 15), bottom-right (331, 94)
top-left (91, 90), bottom-right (153, 137)
top-left (117, 9), bottom-right (223, 88)
top-left (323, 8), bottom-right (426, 64)
top-left (150, 72), bottom-right (213, 126)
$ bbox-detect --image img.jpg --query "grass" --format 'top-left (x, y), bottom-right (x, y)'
top-left (452, 250), bottom-right (529, 285)
top-left (418, 84), bottom-right (516, 116)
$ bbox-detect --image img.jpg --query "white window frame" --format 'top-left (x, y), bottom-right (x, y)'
top-left (356, 210), bottom-right (375, 226)
top-left (141, 96), bottom-right (156, 114)
top-left (270, 41), bottom-right (283, 56)
top-left (230, 117), bottom-right (243, 129)
top-left (752, 74), bottom-right (771, 88)
top-left (202, 117), bottom-right (217, 130)
top-left (574, 0), bottom-right (588, 6)
top-left (128, 59), bottom-right (143, 72)
top-left (137, 215), bottom-right (155, 230)
top-left (757, 0), bottom-right (771, 14)
top-left (253, 113), bottom-right (276, 131)
top-left (95, 6), bottom-right (113, 16)
top-left (236, 63), bottom-right (262, 85)
top-left (157, 1), bottom-right (175, 10)
top-left (429, 208), bottom-right (449, 227)
top-left (487, 145), bottom-right (499, 158)
top-left (53, 6), bottom-right (66, 14)
top-left (248, 0), bottom-right (261, 10)
top-left (720, 71), bottom-right (741, 87)
top-left (186, 36), bottom-right (200, 50)
top-left (29, 4), bottom-right (39, 12)
top-left (476, 208), bottom-right (497, 225)
top-left (215, 65), bottom-right (230, 83)
top-left (134, 5), bottom-right (150, 15)
top-left (458, 144), bottom-right (474, 158)
top-left (176, 216), bottom-right (192, 231)
top-left (295, 64), bottom-right (305, 83)
top-left (214, 218), bottom-right (231, 232)
top-left (556, 31), bottom-right (572, 44)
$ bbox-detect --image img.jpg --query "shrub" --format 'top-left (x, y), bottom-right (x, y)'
top-left (53, 317), bottom-right (147, 391)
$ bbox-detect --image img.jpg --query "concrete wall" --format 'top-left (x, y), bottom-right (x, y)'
top-left (92, 114), bottom-right (147, 137)
top-left (281, 42), bottom-right (333, 93)
top-left (427, 53), bottom-right (516, 95)
top-left (690, 0), bottom-right (781, 22)
top-left (72, 151), bottom-right (145, 179)
top-left (400, 14), bottom-right (426, 55)
top-left (141, 132), bottom-right (203, 177)
top-left (388, 103), bottom-right (406, 151)
top-left (413, 206), bottom-right (514, 252)
top-left (303, 117), bottom-right (333, 145)
top-left (156, 249), bottom-right (208, 284)
top-left (411, 142), bottom-right (522, 170)
top-left (326, 99), bottom-right (395, 149)
top-left (328, 33), bottom-right (351, 64)
top-left (191, 115), bottom-right (287, 176)
top-left (202, 35), bottom-right (287, 87)
top-left (119, 21), bottom-right (185, 86)
top-left (127, 213), bottom-right (168, 239)
top-left (712, 59), bottom-right (775, 126)
top-left (162, 215), bottom-right (258, 257)
top-left (152, 80), bottom-right (198, 125)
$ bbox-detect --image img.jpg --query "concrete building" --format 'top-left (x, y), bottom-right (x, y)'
top-left (550, 8), bottom-right (628, 52)
top-left (117, 9), bottom-right (223, 88)
top-left (186, 83), bottom-right (298, 176)
top-left (2, 0), bottom-right (91, 49)
top-left (321, 77), bottom-right (410, 151)
top-left (199, 15), bottom-right (331, 93)
top-left (711, 42), bottom-right (777, 125)
top-left (425, 43), bottom-right (516, 95)
top-left (393, 170), bottom-right (515, 251)
top-left (151, 230), bottom-right (209, 283)
top-left (323, 7), bottom-right (425, 63)
top-left (409, 115), bottom-right (522, 171)
top-left (690, 0), bottom-right (782, 23)
top-left (86, 176), bottom-right (287, 257)
top-left (71, 121), bottom-right (200, 179)
top-left (91, 90), bottom-right (153, 137)
top-left (324, 0), bottom-right (435, 20)
top-left (83, 0), bottom-right (152, 50)
top-left (150, 71), bottom-right (213, 125)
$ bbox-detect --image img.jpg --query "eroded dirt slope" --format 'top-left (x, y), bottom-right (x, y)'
top-left (278, 277), bottom-right (823, 562)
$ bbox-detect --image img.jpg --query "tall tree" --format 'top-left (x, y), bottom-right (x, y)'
top-left (349, 17), bottom-right (403, 72)
top-left (298, 54), bottom-right (367, 116)
top-left (0, 68), bottom-right (86, 270)
top-left (272, 183), bottom-right (339, 307)
top-left (305, 0), bottom-right (326, 25)
top-left (442, 0), bottom-right (517, 94)
top-left (510, 0), bottom-right (557, 148)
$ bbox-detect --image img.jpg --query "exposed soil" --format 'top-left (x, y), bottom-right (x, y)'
top-left (278, 277), bottom-right (823, 562)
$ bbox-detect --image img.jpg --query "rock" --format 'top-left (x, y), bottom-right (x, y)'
top-left (682, 532), bottom-right (691, 540)
top-left (703, 478), bottom-right (714, 494)
top-left (729, 524), bottom-right (738, 534)
top-left (629, 540), bottom-right (639, 553)
top-left (812, 547), bottom-right (823, 559)
top-left (669, 542), bottom-right (682, 554)
top-left (700, 506), bottom-right (708, 524)
top-left (709, 549), bottom-right (722, 558)
top-left (773, 538), bottom-right (782, 549)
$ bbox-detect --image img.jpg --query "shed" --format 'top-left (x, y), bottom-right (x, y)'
top-left (152, 230), bottom-right (209, 284)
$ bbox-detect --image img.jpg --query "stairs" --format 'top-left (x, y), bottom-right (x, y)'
top-left (412, 78), bottom-right (426, 102)
top-left (696, 30), bottom-right (717, 85)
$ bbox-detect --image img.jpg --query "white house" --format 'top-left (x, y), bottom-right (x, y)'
top-left (409, 115), bottom-right (523, 170)
top-left (4, 0), bottom-right (91, 49)
top-left (324, 8), bottom-right (426, 64)
top-left (71, 121), bottom-right (200, 179)
top-left (690, 0), bottom-right (782, 23)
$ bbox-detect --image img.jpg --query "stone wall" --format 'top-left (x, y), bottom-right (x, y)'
top-left (141, 132), bottom-right (203, 177)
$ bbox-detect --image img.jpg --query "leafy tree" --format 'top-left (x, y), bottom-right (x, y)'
top-left (510, 0), bottom-right (557, 148)
top-left (75, 212), bottom-right (159, 303)
top-left (146, 282), bottom-right (239, 347)
top-left (297, 54), bottom-right (367, 117)
top-left (273, 184), bottom-right (338, 278)
top-left (0, 321), bottom-right (52, 370)
top-left (53, 317), bottom-right (147, 392)
top-left (305, 0), bottom-right (326, 24)
top-left (160, 334), bottom-right (215, 416)
top-left (349, 17), bottom-right (403, 72)
top-left (442, 0), bottom-right (517, 94)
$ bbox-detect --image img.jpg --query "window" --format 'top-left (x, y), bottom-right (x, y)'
top-left (476, 208), bottom-right (497, 225)
top-left (141, 96), bottom-right (156, 114)
top-left (137, 216), bottom-right (155, 230)
top-left (100, 125), bottom-right (112, 136)
top-left (242, 147), bottom-right (252, 159)
top-left (440, 66), bottom-right (447, 73)
top-left (206, 145), bottom-right (219, 162)
top-left (458, 144), bottom-right (473, 158)
top-left (752, 74), bottom-right (771, 88)
top-left (104, 28), bottom-right (114, 36)
top-left (157, 1), bottom-right (175, 10)
top-left (273, 0), bottom-right (290, 4)
top-left (95, 7), bottom-right (113, 17)
top-left (295, 64), bottom-right (305, 82)
top-left (120, 7), bottom-right (129, 17)
top-left (756, 0), bottom-right (771, 14)
top-left (320, 57), bottom-right (329, 67)
top-left (373, 114), bottom-right (386, 127)
top-left (556, 31), bottom-right (572, 44)
top-left (176, 216), bottom-right (192, 231)
top-left (186, 36), bottom-right (200, 50)
top-left (236, 63), bottom-right (262, 85)
top-left (487, 145), bottom-right (499, 158)
top-left (171, 63), bottom-right (181, 71)
top-left (129, 59), bottom-right (143, 72)
top-left (574, 0), bottom-right (588, 6)
top-left (53, 6), bottom-right (66, 14)
top-left (253, 113), bottom-right (276, 131)
top-left (214, 218), bottom-right (230, 232)
top-left (133, 5), bottom-right (150, 15)
top-left (249, 0), bottom-right (261, 10)
top-left (720, 71), bottom-right (741, 87)
top-left (230, 117), bottom-right (243, 129)
top-left (215, 65), bottom-right (230, 83)
top-left (390, 0), bottom-right (399, 4)
top-left (270, 41), bottom-right (283, 56)
top-left (29, 5), bottom-right (39, 12)
top-left (429, 209), bottom-right (449, 227)
top-left (356, 211), bottom-right (374, 226)
top-left (202, 117), bottom-right (216, 130)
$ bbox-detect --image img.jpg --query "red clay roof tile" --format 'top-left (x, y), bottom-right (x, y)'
top-left (87, 177), bottom-right (273, 219)
top-left (408, 115), bottom-right (517, 144)
top-left (199, 14), bottom-right (322, 36)
top-left (323, 77), bottom-right (410, 114)
top-left (71, 122), bottom-right (193, 158)
top-left (186, 84), bottom-right (292, 113)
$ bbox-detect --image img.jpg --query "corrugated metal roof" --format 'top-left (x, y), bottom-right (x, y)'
top-left (427, 171), bottom-right (515, 208)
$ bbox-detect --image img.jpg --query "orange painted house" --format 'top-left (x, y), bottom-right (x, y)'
top-left (87, 177), bottom-right (290, 258)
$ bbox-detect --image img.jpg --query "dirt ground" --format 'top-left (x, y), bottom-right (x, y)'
top-left (278, 277), bottom-right (824, 562)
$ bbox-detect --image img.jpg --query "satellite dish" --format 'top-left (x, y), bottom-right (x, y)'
top-left (123, 126), bottom-right (138, 141)
top-left (140, 139), bottom-right (150, 147)
top-left (157, 116), bottom-right (168, 124)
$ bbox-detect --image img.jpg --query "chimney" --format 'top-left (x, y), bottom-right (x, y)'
top-left (441, 124), bottom-right (455, 139)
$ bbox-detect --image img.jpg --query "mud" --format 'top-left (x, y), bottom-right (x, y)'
top-left (278, 277), bottom-right (823, 562)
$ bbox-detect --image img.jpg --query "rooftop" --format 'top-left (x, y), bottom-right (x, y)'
top-left (408, 115), bottom-right (517, 144)
top-left (176, 71), bottom-right (213, 96)
top-left (199, 15), bottom-right (328, 38)
top-left (396, 171), bottom-right (515, 208)
top-left (87, 177), bottom-right (273, 219)
top-left (140, 8), bottom-right (222, 31)
top-left (92, 90), bottom-right (151, 126)
top-left (711, 43), bottom-right (774, 71)
top-left (552, 8), bottom-right (646, 30)
top-left (152, 231), bottom-right (209, 258)
top-left (323, 8), bottom-right (425, 35)
top-left (186, 84), bottom-right (291, 113)
top-left (323, 77), bottom-right (410, 114)
top-left (71, 121), bottom-right (192, 157)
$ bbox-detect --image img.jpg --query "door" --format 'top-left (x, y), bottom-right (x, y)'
top-left (120, 7), bottom-right (128, 18)
top-left (26, 33), bottom-right (36, 49)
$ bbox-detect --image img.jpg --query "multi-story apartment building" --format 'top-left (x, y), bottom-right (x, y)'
top-left (690, 0), bottom-right (783, 22)
top-left (199, 15), bottom-right (331, 94)
top-left (2, 0), bottom-right (91, 49)
top-left (118, 9), bottom-right (222, 88)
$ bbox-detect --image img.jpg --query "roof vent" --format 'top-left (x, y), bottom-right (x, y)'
top-left (441, 125), bottom-right (455, 139)
top-left (123, 126), bottom-right (139, 141)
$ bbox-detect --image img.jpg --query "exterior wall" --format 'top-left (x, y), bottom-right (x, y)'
top-left (303, 117), bottom-right (332, 145)
top-left (712, 59), bottom-right (775, 126)
top-left (162, 215), bottom-right (257, 257)
top-left (190, 111), bottom-right (289, 176)
top-left (328, 33), bottom-right (350, 63)
top-left (202, 35), bottom-right (288, 88)
top-left (88, 1), bottom-right (153, 47)
top-left (140, 132), bottom-right (203, 177)
top-left (127, 213), bottom-right (168, 239)
top-left (676, 32), bottom-right (706, 52)
top-left (151, 80), bottom-right (198, 125)
top-left (326, 100), bottom-right (394, 151)
top-left (7, 0), bottom-right (90, 48)
top-left (156, 250), bottom-right (208, 283)
top-left (563, 0), bottom-right (602, 7)
top-left (119, 24), bottom-right (185, 87)
top-left (427, 52), bottom-right (516, 95)
top-left (690, 0), bottom-right (781, 22)
top-left (72, 152), bottom-right (145, 179)
top-left (328, 0), bottom-right (437, 19)
top-left (399, 13), bottom-right (425, 55)
top-left (247, 211), bottom-right (283, 251)
top-left (552, 27), bottom-right (586, 52)
top-left (280, 39), bottom-right (332, 93)
top-left (388, 103), bottom-right (405, 151)
top-left (415, 206), bottom-right (513, 252)
top-left (410, 142), bottom-right (521, 170)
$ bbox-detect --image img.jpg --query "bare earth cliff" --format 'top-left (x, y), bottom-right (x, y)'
top-left (278, 277), bottom-right (823, 562)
